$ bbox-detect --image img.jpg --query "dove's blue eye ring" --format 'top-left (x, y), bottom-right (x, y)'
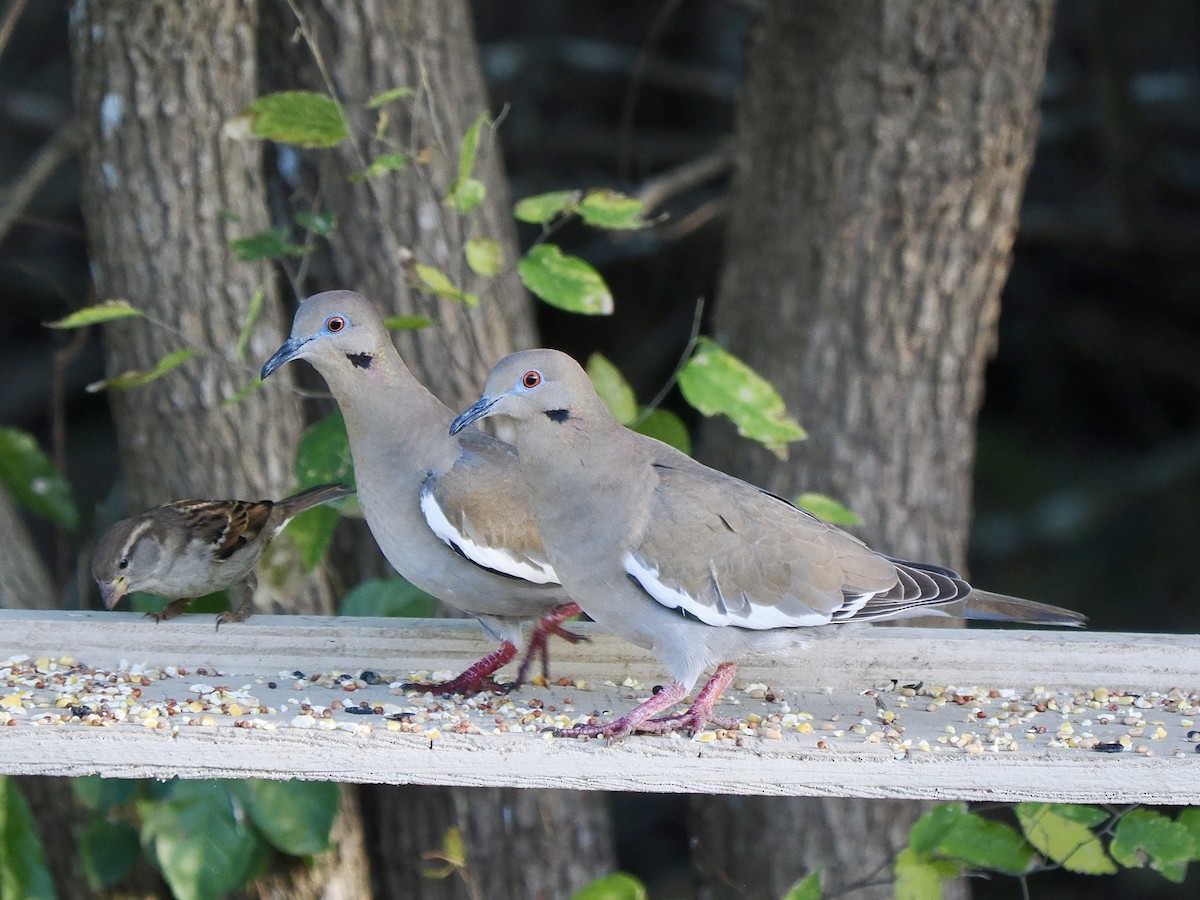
top-left (326, 316), bottom-right (346, 333)
top-left (522, 370), bottom-right (541, 389)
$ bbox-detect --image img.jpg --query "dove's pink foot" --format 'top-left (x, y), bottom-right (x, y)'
top-left (405, 640), bottom-right (517, 696)
top-left (514, 602), bottom-right (586, 687)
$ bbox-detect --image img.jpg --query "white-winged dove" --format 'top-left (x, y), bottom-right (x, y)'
top-left (93, 483), bottom-right (353, 627)
top-left (261, 291), bottom-right (583, 694)
top-left (451, 349), bottom-right (1087, 739)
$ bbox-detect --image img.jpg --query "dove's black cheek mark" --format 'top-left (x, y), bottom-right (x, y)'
top-left (346, 353), bottom-right (374, 370)
top-left (544, 409), bottom-right (570, 423)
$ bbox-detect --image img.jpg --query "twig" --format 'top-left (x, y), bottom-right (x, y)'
top-left (635, 143), bottom-right (733, 215)
top-left (617, 0), bottom-right (687, 179)
top-left (50, 327), bottom-right (88, 590)
top-left (0, 0), bottom-right (29, 61)
top-left (632, 296), bottom-right (705, 426)
top-left (0, 121), bottom-right (85, 247)
top-left (656, 196), bottom-right (727, 242)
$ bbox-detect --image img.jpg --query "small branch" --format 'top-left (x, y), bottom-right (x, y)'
top-left (0, 121), bottom-right (85, 248)
top-left (632, 296), bottom-right (705, 426)
top-left (0, 0), bottom-right (30, 61)
top-left (51, 327), bottom-right (89, 590)
top-left (635, 143), bottom-right (733, 215)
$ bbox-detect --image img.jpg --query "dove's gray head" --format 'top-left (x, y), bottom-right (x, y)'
top-left (450, 349), bottom-right (609, 435)
top-left (261, 290), bottom-right (390, 381)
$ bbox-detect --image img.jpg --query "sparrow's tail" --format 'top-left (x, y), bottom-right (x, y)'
top-left (276, 483), bottom-right (355, 518)
top-left (959, 589), bottom-right (1087, 628)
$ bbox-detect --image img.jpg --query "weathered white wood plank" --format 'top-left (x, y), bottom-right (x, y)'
top-left (2, 610), bottom-right (1198, 802)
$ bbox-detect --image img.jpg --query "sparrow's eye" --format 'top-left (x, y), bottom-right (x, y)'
top-left (118, 557), bottom-right (130, 570)
top-left (326, 316), bottom-right (346, 333)
top-left (521, 370), bottom-right (541, 389)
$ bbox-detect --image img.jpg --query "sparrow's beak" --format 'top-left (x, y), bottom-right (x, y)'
top-left (261, 335), bottom-right (308, 380)
top-left (100, 576), bottom-right (129, 610)
top-left (450, 396), bottom-right (499, 435)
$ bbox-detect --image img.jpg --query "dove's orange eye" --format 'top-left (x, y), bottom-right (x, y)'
top-left (522, 370), bottom-right (541, 389)
top-left (326, 316), bottom-right (346, 333)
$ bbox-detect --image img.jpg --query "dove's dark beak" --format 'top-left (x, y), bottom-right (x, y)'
top-left (450, 396), bottom-right (499, 435)
top-left (261, 336), bottom-right (308, 380)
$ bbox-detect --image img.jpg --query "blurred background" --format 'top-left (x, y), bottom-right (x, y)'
top-left (2, 1), bottom-right (1199, 897)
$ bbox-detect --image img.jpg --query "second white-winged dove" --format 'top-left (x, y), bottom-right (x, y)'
top-left (451, 349), bottom-right (1087, 739)
top-left (261, 292), bottom-right (582, 694)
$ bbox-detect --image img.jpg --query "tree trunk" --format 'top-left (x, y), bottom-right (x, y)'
top-left (0, 490), bottom-right (54, 609)
top-left (691, 1), bottom-right (1054, 898)
top-left (69, 3), bottom-right (370, 898)
top-left (258, 2), bottom-right (615, 897)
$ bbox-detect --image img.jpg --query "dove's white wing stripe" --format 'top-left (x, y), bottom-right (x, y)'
top-left (420, 488), bottom-right (559, 584)
top-left (623, 552), bottom-right (831, 629)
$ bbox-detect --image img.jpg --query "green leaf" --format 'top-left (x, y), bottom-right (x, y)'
top-left (518, 244), bottom-right (613, 315)
top-left (235, 288), bottom-right (265, 361)
top-left (446, 113), bottom-right (489, 213)
top-left (0, 427), bottom-right (78, 530)
top-left (282, 505), bottom-right (341, 572)
top-left (587, 353), bottom-right (638, 425)
top-left (245, 780), bottom-right (338, 857)
top-left (237, 91), bottom-right (347, 148)
top-left (86, 349), bottom-right (201, 393)
top-left (894, 848), bottom-right (958, 900)
top-left (677, 338), bottom-right (806, 459)
top-left (138, 781), bottom-right (262, 900)
top-left (635, 408), bottom-right (692, 455)
top-left (795, 493), bottom-right (862, 527)
top-left (339, 577), bottom-right (438, 618)
top-left (44, 299), bottom-right (144, 329)
top-left (295, 412), bottom-right (354, 490)
top-left (1016, 803), bottom-right (1117, 875)
top-left (0, 776), bottom-right (57, 900)
top-left (570, 872), bottom-right (648, 900)
top-left (909, 803), bottom-right (1035, 875)
top-left (223, 377), bottom-right (265, 407)
top-left (350, 152), bottom-right (411, 182)
top-left (71, 776), bottom-right (138, 812)
top-left (448, 178), bottom-right (486, 214)
top-left (295, 211), bottom-right (337, 236)
top-left (513, 190), bottom-right (580, 225)
top-left (383, 315), bottom-right (434, 331)
top-left (80, 819), bottom-right (139, 891)
top-left (230, 228), bottom-right (307, 262)
top-left (1110, 808), bottom-right (1195, 883)
top-left (465, 237), bottom-right (503, 277)
top-left (414, 263), bottom-right (478, 307)
top-left (366, 87), bottom-right (414, 108)
top-left (1178, 808), bottom-right (1200, 859)
top-left (1045, 804), bottom-right (1109, 828)
top-left (781, 871), bottom-right (822, 900)
top-left (577, 189), bottom-right (647, 230)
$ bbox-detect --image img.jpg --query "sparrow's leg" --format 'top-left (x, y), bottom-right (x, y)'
top-left (146, 598), bottom-right (191, 622)
top-left (216, 576), bottom-right (255, 629)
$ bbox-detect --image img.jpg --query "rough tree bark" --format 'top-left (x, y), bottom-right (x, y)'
top-left (0, 490), bottom-right (54, 609)
top-left (691, 2), bottom-right (1055, 898)
top-left (258, 2), bottom-right (615, 898)
top-left (69, 3), bottom-right (370, 898)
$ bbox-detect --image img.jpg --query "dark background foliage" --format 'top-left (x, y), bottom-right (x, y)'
top-left (2, 2), bottom-right (1199, 897)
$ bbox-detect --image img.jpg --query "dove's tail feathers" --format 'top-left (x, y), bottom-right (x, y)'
top-left (961, 589), bottom-right (1087, 628)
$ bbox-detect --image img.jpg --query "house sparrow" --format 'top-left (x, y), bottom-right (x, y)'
top-left (92, 483), bottom-right (353, 626)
